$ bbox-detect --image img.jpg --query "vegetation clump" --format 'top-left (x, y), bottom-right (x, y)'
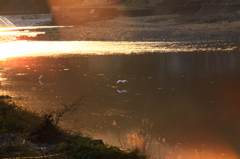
top-left (0, 142), bottom-right (39, 157)
top-left (0, 96), bottom-right (42, 135)
top-left (59, 134), bottom-right (146, 159)
top-left (0, 95), bottom-right (147, 159)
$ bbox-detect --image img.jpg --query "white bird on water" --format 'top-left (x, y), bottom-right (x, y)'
top-left (116, 80), bottom-right (129, 84)
top-left (117, 90), bottom-right (129, 93)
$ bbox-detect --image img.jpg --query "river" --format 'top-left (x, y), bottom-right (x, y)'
top-left (0, 40), bottom-right (240, 159)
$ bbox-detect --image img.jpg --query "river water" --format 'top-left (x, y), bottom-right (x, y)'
top-left (0, 40), bottom-right (240, 158)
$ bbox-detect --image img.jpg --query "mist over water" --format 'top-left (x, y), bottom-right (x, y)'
top-left (0, 41), bottom-right (240, 158)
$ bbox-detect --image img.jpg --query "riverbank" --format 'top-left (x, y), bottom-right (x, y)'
top-left (11, 12), bottom-right (240, 42)
top-left (0, 96), bottom-right (147, 158)
top-left (0, 4), bottom-right (240, 42)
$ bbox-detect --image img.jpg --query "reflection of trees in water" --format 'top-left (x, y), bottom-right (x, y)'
top-left (87, 52), bottom-right (240, 152)
top-left (2, 50), bottom-right (240, 154)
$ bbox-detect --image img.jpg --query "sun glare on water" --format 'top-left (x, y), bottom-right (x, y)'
top-left (0, 41), bottom-right (70, 60)
top-left (0, 42), bottom-right (35, 60)
top-left (0, 41), bottom-right (237, 60)
top-left (0, 41), bottom-right (162, 60)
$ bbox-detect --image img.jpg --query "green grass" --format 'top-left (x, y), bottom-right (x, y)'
top-left (0, 96), bottom-right (42, 135)
top-left (0, 96), bottom-right (148, 159)
top-left (0, 143), bottom-right (39, 157)
top-left (58, 135), bottom-right (147, 159)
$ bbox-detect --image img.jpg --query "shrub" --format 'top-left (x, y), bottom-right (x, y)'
top-left (0, 96), bottom-right (41, 135)
top-left (29, 113), bottom-right (66, 144)
top-left (117, 119), bottom-right (154, 157)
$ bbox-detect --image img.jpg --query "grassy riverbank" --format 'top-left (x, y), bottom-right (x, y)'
top-left (0, 96), bottom-right (147, 159)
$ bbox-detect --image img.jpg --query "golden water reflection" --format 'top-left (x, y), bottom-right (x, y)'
top-left (0, 26), bottom-right (69, 31)
top-left (0, 41), bottom-right (238, 60)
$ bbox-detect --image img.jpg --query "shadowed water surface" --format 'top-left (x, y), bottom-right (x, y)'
top-left (0, 41), bottom-right (240, 158)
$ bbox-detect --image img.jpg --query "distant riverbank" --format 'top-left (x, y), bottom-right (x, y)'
top-left (0, 5), bottom-right (240, 42)
top-left (10, 12), bottom-right (240, 42)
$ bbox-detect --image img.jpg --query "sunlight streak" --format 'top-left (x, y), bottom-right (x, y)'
top-left (0, 26), bottom-right (70, 31)
top-left (0, 41), bottom-right (237, 60)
